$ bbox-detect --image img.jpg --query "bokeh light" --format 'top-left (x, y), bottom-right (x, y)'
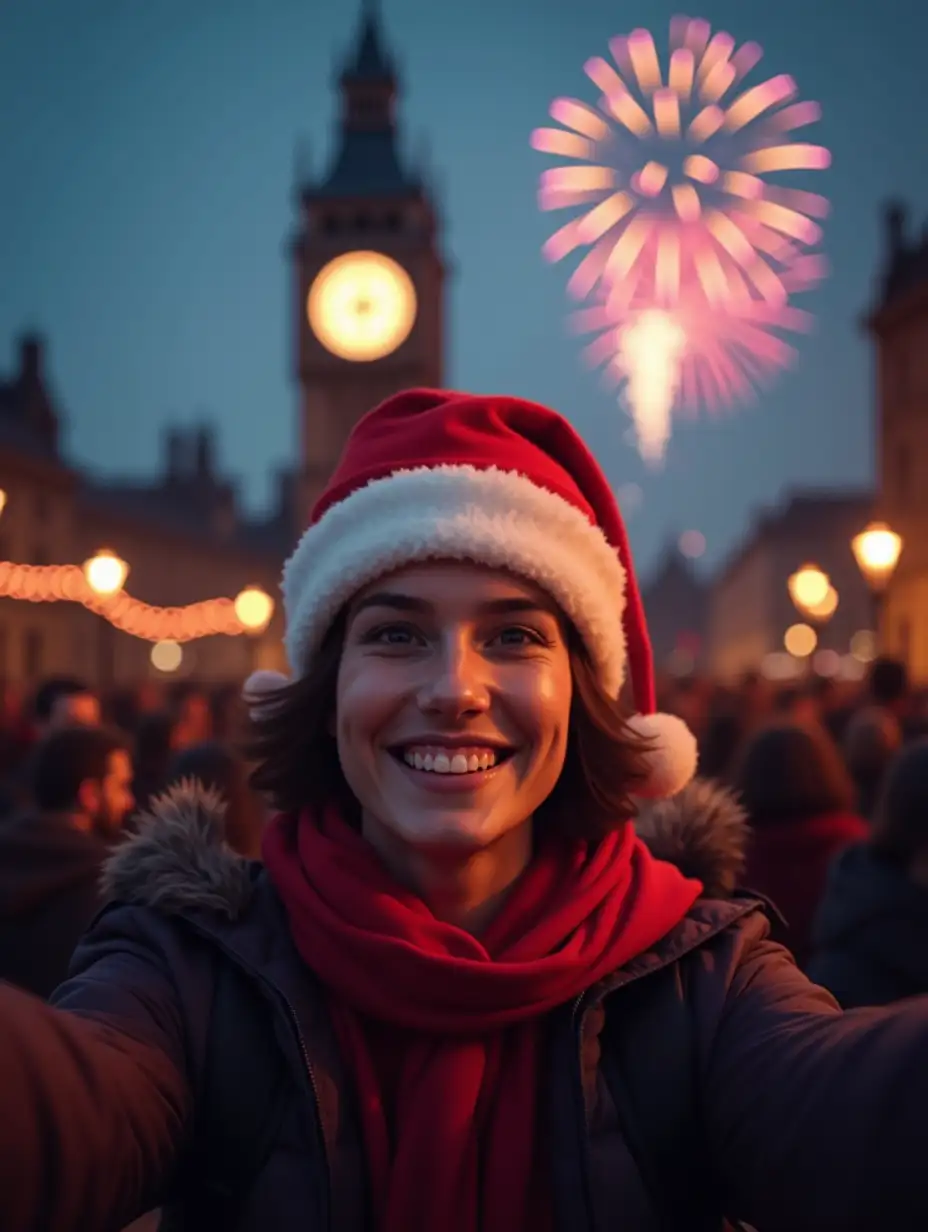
top-left (784, 622), bottom-right (817, 657)
top-left (850, 629), bottom-right (877, 663)
top-left (234, 586), bottom-right (275, 633)
top-left (150, 640), bottom-right (183, 673)
top-left (678, 529), bottom-right (707, 558)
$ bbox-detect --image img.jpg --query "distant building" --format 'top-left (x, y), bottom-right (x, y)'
top-left (641, 544), bottom-right (708, 675)
top-left (706, 490), bottom-right (873, 683)
top-left (0, 334), bottom-right (288, 689)
top-left (867, 200), bottom-right (928, 676)
top-left (0, 1), bottom-right (448, 690)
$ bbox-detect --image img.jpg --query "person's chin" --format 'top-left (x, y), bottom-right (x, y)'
top-left (387, 806), bottom-right (508, 851)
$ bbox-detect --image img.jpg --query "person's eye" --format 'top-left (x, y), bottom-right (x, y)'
top-left (362, 623), bottom-right (423, 647)
top-left (491, 626), bottom-right (554, 648)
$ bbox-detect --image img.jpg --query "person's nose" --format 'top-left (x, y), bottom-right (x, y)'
top-left (417, 633), bottom-right (491, 720)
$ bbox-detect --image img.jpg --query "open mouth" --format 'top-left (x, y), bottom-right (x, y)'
top-left (389, 744), bottom-right (516, 777)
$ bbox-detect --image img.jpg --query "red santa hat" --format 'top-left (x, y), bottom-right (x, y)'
top-left (246, 388), bottom-right (697, 799)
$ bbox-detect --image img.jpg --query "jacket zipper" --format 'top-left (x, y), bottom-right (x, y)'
top-left (185, 920), bottom-right (332, 1227)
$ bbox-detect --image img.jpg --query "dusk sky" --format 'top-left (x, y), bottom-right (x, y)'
top-left (1, 0), bottom-right (926, 578)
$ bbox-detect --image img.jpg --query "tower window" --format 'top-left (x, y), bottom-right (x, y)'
top-left (355, 213), bottom-right (371, 231)
top-left (383, 211), bottom-right (402, 231)
top-left (322, 215), bottom-right (341, 235)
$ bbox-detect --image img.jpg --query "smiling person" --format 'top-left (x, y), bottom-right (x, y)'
top-left (4, 393), bottom-right (928, 1232)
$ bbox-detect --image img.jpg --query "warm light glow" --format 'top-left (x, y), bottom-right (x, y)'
top-left (761, 651), bottom-right (802, 681)
top-left (0, 559), bottom-right (269, 643)
top-left (678, 529), bottom-right (706, 558)
top-left (234, 586), bottom-right (275, 633)
top-left (307, 251), bottom-right (417, 362)
top-left (813, 649), bottom-right (840, 678)
top-left (788, 563), bottom-right (830, 614)
top-left (0, 490), bottom-right (7, 517)
top-left (84, 549), bottom-right (129, 596)
top-left (150, 640), bottom-right (183, 673)
top-left (617, 309), bottom-right (686, 464)
top-left (850, 629), bottom-right (877, 664)
top-left (784, 623), bottom-right (817, 657)
top-left (852, 522), bottom-right (903, 591)
top-left (805, 584), bottom-right (838, 622)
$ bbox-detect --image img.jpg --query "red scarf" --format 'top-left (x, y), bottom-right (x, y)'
top-left (263, 808), bottom-right (701, 1232)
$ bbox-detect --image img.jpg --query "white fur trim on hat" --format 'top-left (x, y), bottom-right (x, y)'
top-left (626, 711), bottom-right (699, 800)
top-left (282, 464), bottom-right (627, 692)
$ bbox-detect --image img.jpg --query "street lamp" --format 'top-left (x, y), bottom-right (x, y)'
top-left (788, 563), bottom-right (830, 619)
top-left (83, 548), bottom-right (129, 596)
top-left (852, 521), bottom-right (903, 646)
top-left (234, 585), bottom-right (274, 634)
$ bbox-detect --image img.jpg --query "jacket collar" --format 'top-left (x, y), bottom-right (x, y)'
top-left (102, 775), bottom-right (752, 923)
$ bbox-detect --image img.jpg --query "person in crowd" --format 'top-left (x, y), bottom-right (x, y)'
top-left (733, 721), bottom-right (868, 967)
top-left (170, 685), bottom-right (213, 749)
top-left (165, 740), bottom-right (265, 858)
top-left (131, 711), bottom-right (179, 813)
top-left (0, 677), bottom-right (101, 815)
top-left (6, 391), bottom-right (928, 1231)
top-left (0, 725), bottom-right (134, 998)
top-left (32, 676), bottom-right (101, 736)
top-left (697, 690), bottom-right (745, 783)
top-left (843, 703), bottom-right (902, 820)
top-left (809, 738), bottom-right (928, 1007)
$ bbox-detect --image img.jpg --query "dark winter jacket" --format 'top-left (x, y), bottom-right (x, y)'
top-left (808, 842), bottom-right (928, 1007)
top-left (5, 780), bottom-right (928, 1231)
top-left (741, 809), bottom-right (869, 968)
top-left (0, 810), bottom-right (110, 997)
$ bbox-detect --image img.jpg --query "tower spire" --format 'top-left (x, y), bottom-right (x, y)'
top-left (344, 0), bottom-right (394, 83)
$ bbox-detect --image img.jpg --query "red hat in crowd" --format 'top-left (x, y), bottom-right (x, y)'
top-left (246, 388), bottom-right (697, 798)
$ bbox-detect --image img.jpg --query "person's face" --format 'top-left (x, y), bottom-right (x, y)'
top-left (80, 749), bottom-right (135, 835)
top-left (336, 562), bottom-right (573, 855)
top-left (51, 691), bottom-right (100, 729)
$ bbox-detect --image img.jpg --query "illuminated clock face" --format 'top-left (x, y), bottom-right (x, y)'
top-left (306, 251), bottom-right (417, 362)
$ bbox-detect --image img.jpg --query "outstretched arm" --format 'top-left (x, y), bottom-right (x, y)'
top-left (0, 907), bottom-right (191, 1232)
top-left (707, 933), bottom-right (928, 1232)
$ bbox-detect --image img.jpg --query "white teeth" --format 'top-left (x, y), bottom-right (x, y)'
top-left (401, 747), bottom-right (501, 774)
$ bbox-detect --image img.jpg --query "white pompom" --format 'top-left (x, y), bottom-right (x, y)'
top-left (626, 711), bottom-right (698, 800)
top-left (242, 669), bottom-right (289, 718)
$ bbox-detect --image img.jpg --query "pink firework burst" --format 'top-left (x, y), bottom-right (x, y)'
top-left (569, 286), bottom-right (816, 463)
top-left (531, 17), bottom-right (831, 310)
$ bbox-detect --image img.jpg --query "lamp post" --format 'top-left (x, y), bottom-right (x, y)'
top-left (83, 549), bottom-right (129, 691)
top-left (851, 522), bottom-right (903, 649)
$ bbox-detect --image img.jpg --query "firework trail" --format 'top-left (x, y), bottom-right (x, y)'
top-left (531, 16), bottom-right (831, 461)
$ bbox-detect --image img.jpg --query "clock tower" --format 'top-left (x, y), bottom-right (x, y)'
top-left (292, 0), bottom-right (446, 523)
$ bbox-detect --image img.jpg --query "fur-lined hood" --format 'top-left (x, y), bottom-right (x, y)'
top-left (102, 777), bottom-right (748, 919)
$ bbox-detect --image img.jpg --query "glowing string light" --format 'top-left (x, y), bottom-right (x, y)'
top-left (0, 561), bottom-right (274, 643)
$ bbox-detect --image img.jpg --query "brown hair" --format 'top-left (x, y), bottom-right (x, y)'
top-left (731, 720), bottom-right (856, 826)
top-left (870, 737), bottom-right (928, 866)
top-left (247, 620), bottom-right (653, 841)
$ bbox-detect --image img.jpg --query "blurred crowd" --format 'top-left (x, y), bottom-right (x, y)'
top-left (660, 656), bottom-right (928, 1003)
top-left (2, 656), bottom-right (928, 1020)
top-left (0, 675), bottom-right (266, 1000)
